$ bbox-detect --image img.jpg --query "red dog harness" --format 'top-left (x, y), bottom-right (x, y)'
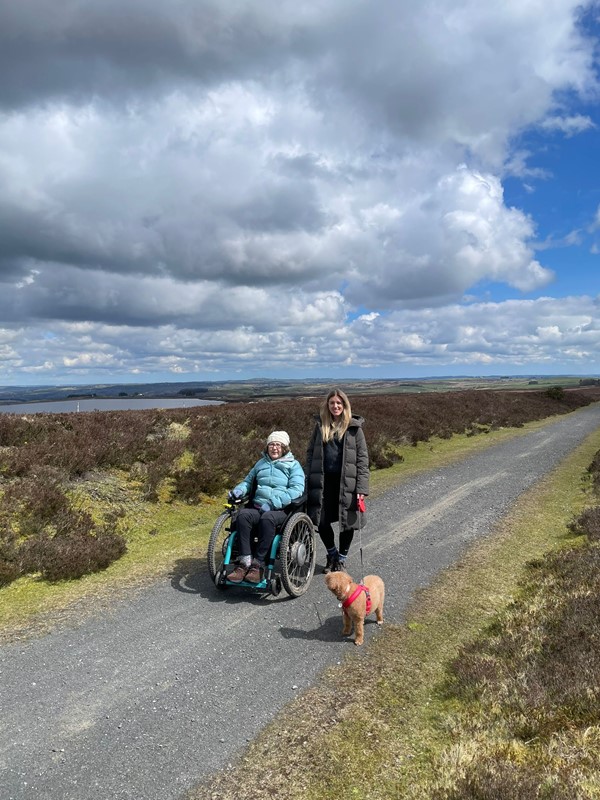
top-left (342, 584), bottom-right (372, 616)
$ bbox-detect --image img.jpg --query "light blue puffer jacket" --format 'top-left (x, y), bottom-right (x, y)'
top-left (233, 450), bottom-right (305, 510)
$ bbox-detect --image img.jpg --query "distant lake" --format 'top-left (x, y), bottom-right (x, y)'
top-left (0, 398), bottom-right (224, 414)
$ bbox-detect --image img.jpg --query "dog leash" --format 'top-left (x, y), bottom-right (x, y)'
top-left (357, 494), bottom-right (366, 582)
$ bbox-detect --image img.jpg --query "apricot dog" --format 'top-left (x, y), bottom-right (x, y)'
top-left (325, 571), bottom-right (385, 646)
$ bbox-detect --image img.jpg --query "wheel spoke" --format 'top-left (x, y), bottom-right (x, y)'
top-left (280, 515), bottom-right (316, 595)
top-left (287, 524), bottom-right (313, 585)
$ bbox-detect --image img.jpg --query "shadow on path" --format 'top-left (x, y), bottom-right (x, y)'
top-left (278, 616), bottom-right (344, 642)
top-left (169, 557), bottom-right (295, 606)
top-left (279, 614), bottom-right (385, 643)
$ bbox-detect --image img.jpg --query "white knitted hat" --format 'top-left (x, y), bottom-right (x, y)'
top-left (267, 430), bottom-right (290, 447)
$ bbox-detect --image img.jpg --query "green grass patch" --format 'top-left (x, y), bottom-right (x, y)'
top-left (188, 425), bottom-right (600, 800)
top-left (0, 481), bottom-right (220, 640)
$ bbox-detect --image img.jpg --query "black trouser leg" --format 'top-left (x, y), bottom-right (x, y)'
top-left (339, 529), bottom-right (354, 556)
top-left (256, 509), bottom-right (287, 564)
top-left (235, 508), bottom-right (260, 557)
top-left (317, 521), bottom-right (336, 550)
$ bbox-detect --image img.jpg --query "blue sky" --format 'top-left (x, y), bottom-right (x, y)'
top-left (0, 0), bottom-right (599, 386)
top-left (504, 113), bottom-right (600, 301)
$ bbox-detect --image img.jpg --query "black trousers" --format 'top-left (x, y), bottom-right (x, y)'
top-left (235, 508), bottom-right (287, 564)
top-left (318, 524), bottom-right (354, 556)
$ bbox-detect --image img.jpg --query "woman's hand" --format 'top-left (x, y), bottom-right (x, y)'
top-left (228, 488), bottom-right (244, 504)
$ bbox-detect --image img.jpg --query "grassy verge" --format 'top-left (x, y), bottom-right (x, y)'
top-left (188, 426), bottom-right (600, 800)
top-left (367, 416), bottom-right (560, 497)
top-left (0, 492), bottom-right (218, 640)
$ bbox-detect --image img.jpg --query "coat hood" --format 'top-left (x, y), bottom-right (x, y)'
top-left (349, 414), bottom-right (365, 428)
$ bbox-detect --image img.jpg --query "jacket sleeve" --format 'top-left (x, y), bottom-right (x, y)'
top-left (355, 428), bottom-right (370, 496)
top-left (270, 460), bottom-right (306, 509)
top-left (233, 463), bottom-right (258, 498)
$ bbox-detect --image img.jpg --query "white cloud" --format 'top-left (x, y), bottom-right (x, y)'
top-left (540, 114), bottom-right (596, 136)
top-left (1, 295), bottom-right (598, 381)
top-left (504, 150), bottom-right (552, 180)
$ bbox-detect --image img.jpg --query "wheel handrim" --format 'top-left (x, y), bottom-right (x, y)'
top-left (285, 519), bottom-right (315, 588)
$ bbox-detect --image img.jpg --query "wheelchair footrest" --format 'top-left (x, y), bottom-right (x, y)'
top-left (225, 577), bottom-right (269, 590)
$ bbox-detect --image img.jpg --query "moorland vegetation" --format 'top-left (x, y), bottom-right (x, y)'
top-left (428, 449), bottom-right (600, 798)
top-left (1, 386), bottom-right (599, 587)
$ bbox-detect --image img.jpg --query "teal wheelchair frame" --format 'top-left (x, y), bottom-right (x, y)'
top-left (207, 495), bottom-right (316, 597)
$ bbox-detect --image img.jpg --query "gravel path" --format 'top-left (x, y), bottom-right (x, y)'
top-left (2, 404), bottom-right (600, 800)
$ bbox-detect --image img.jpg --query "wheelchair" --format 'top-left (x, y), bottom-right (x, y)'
top-left (207, 494), bottom-right (316, 597)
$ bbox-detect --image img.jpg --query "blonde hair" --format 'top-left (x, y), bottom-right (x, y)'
top-left (320, 388), bottom-right (352, 442)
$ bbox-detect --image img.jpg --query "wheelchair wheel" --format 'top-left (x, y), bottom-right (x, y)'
top-left (207, 510), bottom-right (233, 583)
top-left (279, 512), bottom-right (316, 597)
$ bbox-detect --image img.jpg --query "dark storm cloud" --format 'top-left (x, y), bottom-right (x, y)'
top-left (0, 0), bottom-right (333, 109)
top-left (231, 182), bottom-right (327, 233)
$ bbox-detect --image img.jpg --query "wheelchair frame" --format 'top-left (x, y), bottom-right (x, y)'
top-left (207, 497), bottom-right (316, 597)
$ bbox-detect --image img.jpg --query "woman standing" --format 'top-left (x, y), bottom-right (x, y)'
top-left (305, 389), bottom-right (369, 573)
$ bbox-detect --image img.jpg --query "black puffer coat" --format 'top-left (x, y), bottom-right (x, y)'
top-left (305, 415), bottom-right (370, 530)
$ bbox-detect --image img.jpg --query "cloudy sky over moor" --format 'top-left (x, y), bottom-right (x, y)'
top-left (1, 0), bottom-right (599, 384)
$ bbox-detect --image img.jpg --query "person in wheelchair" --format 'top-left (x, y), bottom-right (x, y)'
top-left (227, 430), bottom-right (305, 584)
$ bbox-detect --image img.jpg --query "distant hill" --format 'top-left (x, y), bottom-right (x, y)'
top-left (0, 382), bottom-right (215, 404)
top-left (0, 375), bottom-right (597, 405)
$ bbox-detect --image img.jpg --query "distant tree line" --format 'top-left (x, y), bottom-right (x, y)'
top-left (177, 388), bottom-right (209, 396)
